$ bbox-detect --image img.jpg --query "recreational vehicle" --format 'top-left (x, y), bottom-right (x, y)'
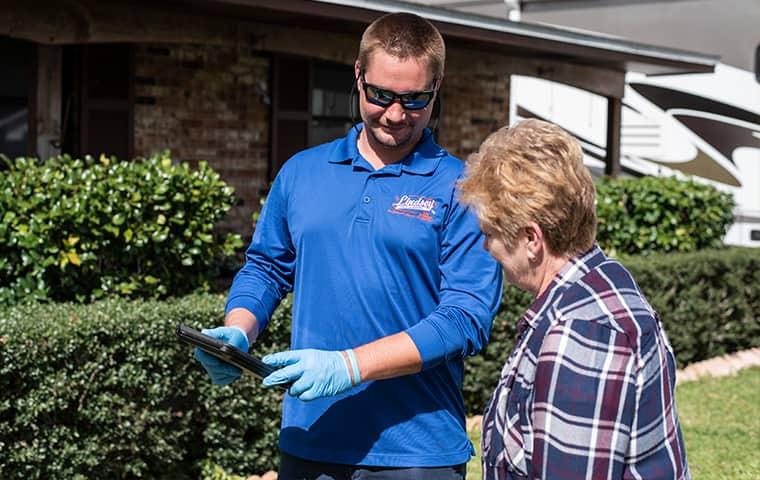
top-left (412, 0), bottom-right (760, 246)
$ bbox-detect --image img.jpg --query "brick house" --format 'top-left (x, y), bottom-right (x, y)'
top-left (0, 0), bottom-right (716, 236)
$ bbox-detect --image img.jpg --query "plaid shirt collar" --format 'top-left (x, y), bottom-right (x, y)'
top-left (517, 244), bottom-right (607, 335)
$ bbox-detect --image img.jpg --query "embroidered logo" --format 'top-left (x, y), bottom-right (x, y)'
top-left (388, 195), bottom-right (437, 222)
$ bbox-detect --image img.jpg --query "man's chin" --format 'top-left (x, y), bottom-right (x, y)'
top-left (369, 127), bottom-right (413, 149)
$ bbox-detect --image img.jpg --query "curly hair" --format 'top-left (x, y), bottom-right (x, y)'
top-left (459, 119), bottom-right (597, 257)
top-left (357, 12), bottom-right (445, 79)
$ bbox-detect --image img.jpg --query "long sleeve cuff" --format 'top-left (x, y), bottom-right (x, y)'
top-left (405, 316), bottom-right (449, 370)
top-left (225, 296), bottom-right (270, 333)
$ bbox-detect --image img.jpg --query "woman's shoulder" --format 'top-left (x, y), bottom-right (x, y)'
top-left (551, 260), bottom-right (659, 343)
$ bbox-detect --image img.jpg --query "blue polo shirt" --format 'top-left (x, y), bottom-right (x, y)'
top-left (227, 124), bottom-right (503, 467)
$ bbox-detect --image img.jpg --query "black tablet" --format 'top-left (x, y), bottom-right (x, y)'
top-left (176, 324), bottom-right (283, 386)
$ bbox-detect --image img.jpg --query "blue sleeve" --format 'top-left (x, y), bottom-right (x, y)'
top-left (405, 189), bottom-right (503, 370)
top-left (225, 171), bottom-right (295, 333)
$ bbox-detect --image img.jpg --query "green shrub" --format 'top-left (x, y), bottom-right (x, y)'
top-left (199, 460), bottom-right (247, 480)
top-left (0, 153), bottom-right (243, 305)
top-left (1, 249), bottom-right (757, 477)
top-left (595, 176), bottom-right (734, 256)
top-left (623, 247), bottom-right (760, 366)
top-left (0, 294), bottom-right (291, 478)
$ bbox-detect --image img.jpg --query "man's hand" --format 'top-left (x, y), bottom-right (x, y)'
top-left (193, 326), bottom-right (249, 385)
top-left (262, 349), bottom-right (356, 401)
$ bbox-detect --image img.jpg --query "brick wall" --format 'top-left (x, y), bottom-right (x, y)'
top-left (133, 43), bottom-right (270, 236)
top-left (439, 50), bottom-right (511, 161)
top-left (131, 35), bottom-right (514, 238)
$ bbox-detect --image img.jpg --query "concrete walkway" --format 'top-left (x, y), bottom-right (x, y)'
top-left (676, 346), bottom-right (760, 384)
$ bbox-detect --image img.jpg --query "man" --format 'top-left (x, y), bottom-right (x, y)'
top-left (195, 12), bottom-right (503, 479)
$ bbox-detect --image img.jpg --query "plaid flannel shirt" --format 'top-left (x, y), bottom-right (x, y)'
top-left (482, 245), bottom-right (689, 480)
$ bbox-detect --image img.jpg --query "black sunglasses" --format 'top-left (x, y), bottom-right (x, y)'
top-left (360, 70), bottom-right (437, 111)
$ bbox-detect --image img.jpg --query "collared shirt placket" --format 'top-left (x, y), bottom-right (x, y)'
top-left (352, 159), bottom-right (402, 226)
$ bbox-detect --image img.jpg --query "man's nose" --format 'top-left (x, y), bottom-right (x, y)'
top-left (384, 101), bottom-right (406, 122)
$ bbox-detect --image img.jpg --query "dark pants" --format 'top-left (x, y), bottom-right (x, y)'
top-left (279, 452), bottom-right (467, 480)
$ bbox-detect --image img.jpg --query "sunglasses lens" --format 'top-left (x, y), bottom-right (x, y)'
top-left (401, 92), bottom-right (433, 110)
top-left (362, 73), bottom-right (435, 110)
top-left (366, 85), bottom-right (394, 106)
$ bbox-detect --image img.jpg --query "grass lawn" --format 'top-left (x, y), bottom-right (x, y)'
top-left (677, 366), bottom-right (760, 479)
top-left (466, 367), bottom-right (760, 479)
top-left (466, 422), bottom-right (483, 480)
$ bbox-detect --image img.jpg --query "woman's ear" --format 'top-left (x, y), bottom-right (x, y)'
top-left (525, 222), bottom-right (545, 261)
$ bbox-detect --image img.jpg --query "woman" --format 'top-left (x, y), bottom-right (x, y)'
top-left (459, 119), bottom-right (690, 480)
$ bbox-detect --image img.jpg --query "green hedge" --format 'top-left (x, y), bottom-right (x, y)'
top-left (1, 248), bottom-right (758, 477)
top-left (595, 176), bottom-right (735, 256)
top-left (0, 294), bottom-right (291, 479)
top-left (0, 153), bottom-right (242, 305)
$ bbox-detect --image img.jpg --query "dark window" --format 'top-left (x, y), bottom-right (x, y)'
top-left (0, 36), bottom-right (35, 159)
top-left (271, 55), bottom-right (310, 178)
top-left (61, 43), bottom-right (134, 160)
top-left (276, 118), bottom-right (309, 168)
top-left (270, 55), bottom-right (354, 179)
top-left (277, 56), bottom-right (310, 112)
top-left (311, 62), bottom-right (354, 147)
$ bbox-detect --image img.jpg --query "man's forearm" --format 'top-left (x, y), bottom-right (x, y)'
top-left (353, 332), bottom-right (423, 382)
top-left (224, 307), bottom-right (259, 345)
top-left (258, 330), bottom-right (424, 400)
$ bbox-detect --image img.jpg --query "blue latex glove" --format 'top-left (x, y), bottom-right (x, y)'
top-left (262, 349), bottom-right (354, 401)
top-left (193, 326), bottom-right (249, 385)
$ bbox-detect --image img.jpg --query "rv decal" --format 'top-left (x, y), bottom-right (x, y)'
top-left (628, 82), bottom-right (760, 187)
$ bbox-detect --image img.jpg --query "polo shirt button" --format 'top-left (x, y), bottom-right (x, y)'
top-left (363, 196), bottom-right (371, 203)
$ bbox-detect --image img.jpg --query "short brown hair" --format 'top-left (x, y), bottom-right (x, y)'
top-left (357, 12), bottom-right (445, 79)
top-left (459, 119), bottom-right (597, 257)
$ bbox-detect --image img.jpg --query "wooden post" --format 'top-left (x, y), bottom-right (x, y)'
top-left (605, 95), bottom-right (622, 177)
top-left (35, 44), bottom-right (62, 160)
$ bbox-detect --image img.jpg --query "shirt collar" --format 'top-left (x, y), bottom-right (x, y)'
top-left (329, 124), bottom-right (362, 165)
top-left (517, 244), bottom-right (607, 333)
top-left (329, 123), bottom-right (444, 175)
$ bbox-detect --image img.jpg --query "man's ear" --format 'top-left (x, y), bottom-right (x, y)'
top-left (354, 61), bottom-right (362, 80)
